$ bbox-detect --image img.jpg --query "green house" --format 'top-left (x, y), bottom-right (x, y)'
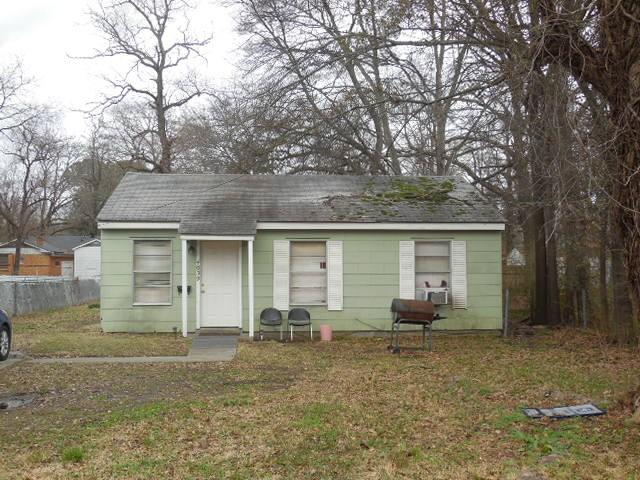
top-left (97, 173), bottom-right (504, 337)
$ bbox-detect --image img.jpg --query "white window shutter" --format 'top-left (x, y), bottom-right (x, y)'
top-left (273, 240), bottom-right (290, 310)
top-left (326, 241), bottom-right (343, 311)
top-left (451, 240), bottom-right (468, 309)
top-left (399, 241), bottom-right (415, 299)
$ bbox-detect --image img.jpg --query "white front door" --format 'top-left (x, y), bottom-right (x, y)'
top-left (200, 241), bottom-right (241, 328)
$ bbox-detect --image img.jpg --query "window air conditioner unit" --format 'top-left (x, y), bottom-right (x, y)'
top-left (428, 290), bottom-right (448, 305)
top-left (415, 287), bottom-right (448, 305)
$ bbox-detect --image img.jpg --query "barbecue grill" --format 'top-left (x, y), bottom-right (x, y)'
top-left (388, 298), bottom-right (445, 353)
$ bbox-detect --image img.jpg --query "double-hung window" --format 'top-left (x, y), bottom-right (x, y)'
top-left (133, 240), bottom-right (172, 305)
top-left (290, 241), bottom-right (327, 305)
top-left (415, 241), bottom-right (451, 291)
top-left (400, 240), bottom-right (466, 308)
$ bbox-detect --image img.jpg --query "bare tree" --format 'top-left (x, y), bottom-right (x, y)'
top-left (200, 0), bottom-right (629, 341)
top-left (0, 62), bottom-right (33, 137)
top-left (177, 81), bottom-right (369, 174)
top-left (0, 112), bottom-right (76, 274)
top-left (67, 120), bottom-right (129, 235)
top-left (107, 101), bottom-right (164, 169)
top-left (391, 0), bottom-right (478, 175)
top-left (533, 0), bottom-right (640, 342)
top-left (236, 0), bottom-right (407, 173)
top-left (84, 0), bottom-right (211, 172)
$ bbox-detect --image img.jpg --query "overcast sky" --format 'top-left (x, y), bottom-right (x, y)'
top-left (0, 0), bottom-right (240, 137)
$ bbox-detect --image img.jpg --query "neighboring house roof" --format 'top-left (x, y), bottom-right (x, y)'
top-left (98, 173), bottom-right (504, 235)
top-left (0, 241), bottom-right (49, 254)
top-left (0, 235), bottom-right (97, 255)
top-left (72, 238), bottom-right (102, 250)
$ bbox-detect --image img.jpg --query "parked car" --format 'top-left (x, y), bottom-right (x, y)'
top-left (0, 308), bottom-right (11, 361)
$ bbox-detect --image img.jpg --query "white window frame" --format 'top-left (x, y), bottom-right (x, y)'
top-left (289, 240), bottom-right (328, 306)
top-left (132, 238), bottom-right (173, 306)
top-left (414, 240), bottom-right (452, 303)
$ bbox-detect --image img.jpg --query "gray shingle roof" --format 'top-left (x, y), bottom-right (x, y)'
top-left (39, 235), bottom-right (97, 253)
top-left (0, 235), bottom-right (96, 254)
top-left (98, 173), bottom-right (503, 235)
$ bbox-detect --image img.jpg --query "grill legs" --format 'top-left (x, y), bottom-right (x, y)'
top-left (421, 323), bottom-right (433, 351)
top-left (389, 320), bottom-right (433, 353)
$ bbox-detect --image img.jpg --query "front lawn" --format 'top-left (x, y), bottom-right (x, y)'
top-left (1, 330), bottom-right (639, 478)
top-left (11, 304), bottom-right (190, 358)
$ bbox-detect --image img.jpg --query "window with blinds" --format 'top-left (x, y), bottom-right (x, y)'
top-left (415, 241), bottom-right (450, 289)
top-left (133, 240), bottom-right (172, 305)
top-left (290, 241), bottom-right (327, 305)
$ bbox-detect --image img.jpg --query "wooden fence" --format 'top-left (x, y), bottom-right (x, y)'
top-left (503, 264), bottom-right (529, 320)
top-left (1, 253), bottom-right (72, 276)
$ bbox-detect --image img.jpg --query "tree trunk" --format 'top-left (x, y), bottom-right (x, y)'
top-left (434, 106), bottom-right (448, 175)
top-left (610, 57), bottom-right (640, 343)
top-left (563, 230), bottom-right (578, 324)
top-left (599, 214), bottom-right (609, 327)
top-left (526, 67), bottom-right (553, 325)
top-left (613, 138), bottom-right (640, 343)
top-left (156, 71), bottom-right (172, 173)
top-left (531, 207), bottom-right (548, 324)
top-left (536, 0), bottom-right (640, 343)
top-left (611, 233), bottom-right (634, 343)
top-left (12, 243), bottom-right (21, 276)
top-left (563, 216), bottom-right (591, 325)
top-left (544, 213), bottom-right (561, 325)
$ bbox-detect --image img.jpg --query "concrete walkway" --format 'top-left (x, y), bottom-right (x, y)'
top-left (0, 353), bottom-right (25, 369)
top-left (27, 333), bottom-right (239, 365)
top-left (188, 334), bottom-right (238, 361)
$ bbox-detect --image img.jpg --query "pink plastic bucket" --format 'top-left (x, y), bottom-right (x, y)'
top-left (320, 324), bottom-right (333, 342)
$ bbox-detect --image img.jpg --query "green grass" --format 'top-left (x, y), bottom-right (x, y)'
top-left (103, 401), bottom-right (172, 426)
top-left (1, 330), bottom-right (639, 479)
top-left (295, 402), bottom-right (335, 429)
top-left (61, 447), bottom-right (85, 463)
top-left (510, 424), bottom-right (586, 456)
top-left (11, 304), bottom-right (190, 357)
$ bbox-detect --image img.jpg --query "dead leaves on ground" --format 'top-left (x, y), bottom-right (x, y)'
top-left (1, 331), bottom-right (640, 479)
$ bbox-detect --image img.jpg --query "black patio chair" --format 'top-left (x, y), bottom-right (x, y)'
top-left (258, 308), bottom-right (284, 341)
top-left (287, 308), bottom-right (313, 341)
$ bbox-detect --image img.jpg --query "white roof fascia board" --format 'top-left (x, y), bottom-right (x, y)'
top-left (180, 235), bottom-right (255, 241)
top-left (98, 222), bottom-right (180, 230)
top-left (72, 239), bottom-right (102, 250)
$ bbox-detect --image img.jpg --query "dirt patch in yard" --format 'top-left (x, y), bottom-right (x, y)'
top-left (0, 393), bottom-right (36, 410)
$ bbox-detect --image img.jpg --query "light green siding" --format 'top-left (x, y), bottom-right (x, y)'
top-left (100, 228), bottom-right (502, 333)
top-left (100, 229), bottom-right (197, 333)
top-left (243, 230), bottom-right (502, 332)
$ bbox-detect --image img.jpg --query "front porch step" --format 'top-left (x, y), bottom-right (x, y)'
top-left (197, 327), bottom-right (241, 336)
